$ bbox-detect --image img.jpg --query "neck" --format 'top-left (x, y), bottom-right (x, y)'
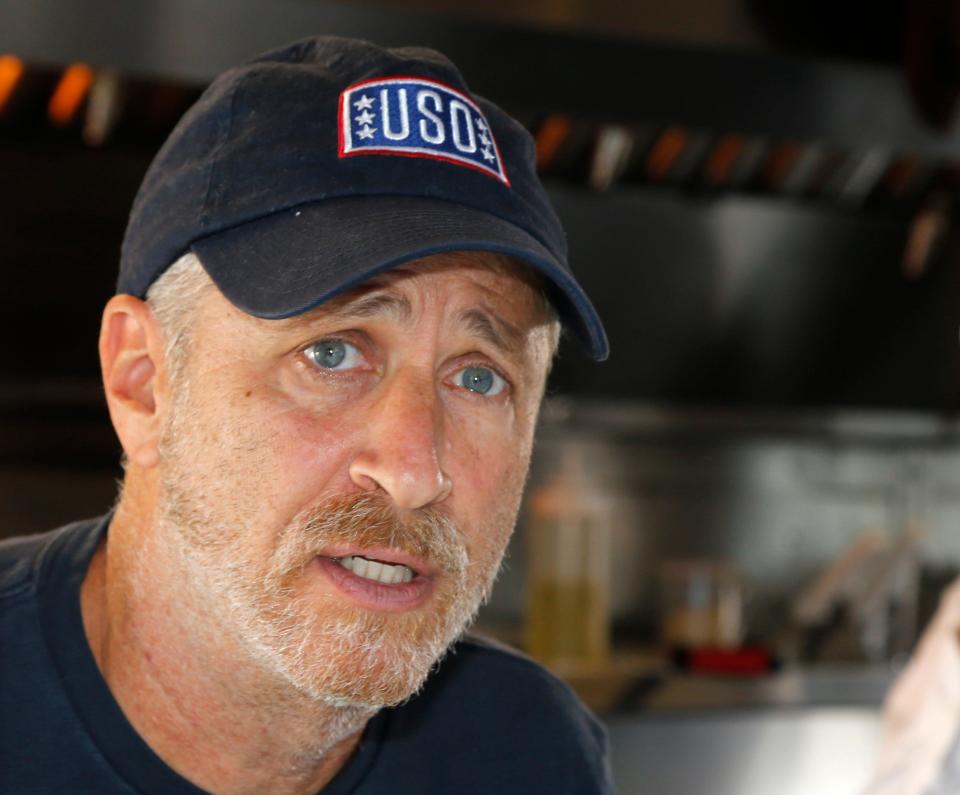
top-left (80, 477), bottom-right (374, 795)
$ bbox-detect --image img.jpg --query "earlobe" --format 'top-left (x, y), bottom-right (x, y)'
top-left (99, 295), bottom-right (166, 468)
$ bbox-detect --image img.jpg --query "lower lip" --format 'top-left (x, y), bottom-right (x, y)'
top-left (315, 557), bottom-right (434, 612)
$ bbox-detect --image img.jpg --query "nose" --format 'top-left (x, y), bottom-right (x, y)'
top-left (348, 368), bottom-right (452, 510)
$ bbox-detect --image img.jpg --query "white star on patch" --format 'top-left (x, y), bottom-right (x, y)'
top-left (357, 125), bottom-right (377, 140)
top-left (479, 131), bottom-right (491, 147)
top-left (355, 110), bottom-right (375, 125)
top-left (354, 94), bottom-right (375, 111)
top-left (475, 116), bottom-right (487, 132)
top-left (481, 147), bottom-right (495, 162)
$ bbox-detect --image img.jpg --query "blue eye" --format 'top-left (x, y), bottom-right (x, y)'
top-left (306, 340), bottom-right (362, 370)
top-left (458, 366), bottom-right (507, 396)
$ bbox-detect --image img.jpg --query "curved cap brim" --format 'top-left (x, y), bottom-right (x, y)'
top-left (190, 196), bottom-right (609, 361)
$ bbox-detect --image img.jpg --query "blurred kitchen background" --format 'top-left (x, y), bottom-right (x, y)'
top-left (6, 0), bottom-right (960, 791)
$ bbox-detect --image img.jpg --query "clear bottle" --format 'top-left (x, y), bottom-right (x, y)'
top-left (525, 446), bottom-right (613, 667)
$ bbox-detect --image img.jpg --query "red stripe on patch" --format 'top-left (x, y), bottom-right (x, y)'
top-left (337, 89), bottom-right (346, 157)
top-left (339, 146), bottom-right (512, 186)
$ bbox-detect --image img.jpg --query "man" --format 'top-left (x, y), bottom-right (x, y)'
top-left (0, 35), bottom-right (612, 795)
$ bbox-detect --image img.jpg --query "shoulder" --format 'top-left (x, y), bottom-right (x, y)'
top-left (444, 635), bottom-right (604, 724)
top-left (0, 520), bottom-right (97, 603)
top-left (381, 635), bottom-right (613, 793)
top-left (442, 635), bottom-right (608, 743)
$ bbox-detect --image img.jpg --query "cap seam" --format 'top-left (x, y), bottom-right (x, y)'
top-left (199, 77), bottom-right (242, 233)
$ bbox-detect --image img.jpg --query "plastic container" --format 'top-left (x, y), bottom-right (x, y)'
top-left (659, 560), bottom-right (743, 650)
top-left (525, 448), bottom-right (613, 666)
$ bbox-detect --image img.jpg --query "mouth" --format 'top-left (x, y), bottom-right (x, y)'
top-left (313, 547), bottom-right (435, 611)
top-left (331, 555), bottom-right (416, 584)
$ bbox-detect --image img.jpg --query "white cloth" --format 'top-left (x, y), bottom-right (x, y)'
top-left (863, 577), bottom-right (960, 795)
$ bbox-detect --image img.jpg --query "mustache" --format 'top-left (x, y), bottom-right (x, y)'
top-left (279, 493), bottom-right (468, 577)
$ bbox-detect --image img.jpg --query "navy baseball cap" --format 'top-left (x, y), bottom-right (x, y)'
top-left (118, 35), bottom-right (609, 360)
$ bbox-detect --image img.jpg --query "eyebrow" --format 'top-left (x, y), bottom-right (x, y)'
top-left (456, 307), bottom-right (525, 355)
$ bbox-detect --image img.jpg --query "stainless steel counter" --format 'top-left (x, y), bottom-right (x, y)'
top-left (602, 665), bottom-right (893, 794)
top-left (644, 664), bottom-right (896, 711)
top-left (607, 706), bottom-right (882, 794)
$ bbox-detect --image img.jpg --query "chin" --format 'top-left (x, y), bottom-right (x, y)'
top-left (254, 600), bottom-right (471, 709)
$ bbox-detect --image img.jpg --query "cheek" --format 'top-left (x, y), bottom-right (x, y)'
top-left (445, 417), bottom-right (534, 558)
top-left (200, 382), bottom-right (357, 526)
top-left (254, 400), bottom-right (361, 504)
top-left (446, 423), bottom-right (521, 499)
top-left (446, 401), bottom-right (535, 483)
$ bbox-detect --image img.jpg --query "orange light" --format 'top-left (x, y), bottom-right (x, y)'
top-left (884, 155), bottom-right (921, 198)
top-left (705, 134), bottom-right (746, 185)
top-left (48, 63), bottom-right (94, 126)
top-left (535, 114), bottom-right (572, 171)
top-left (762, 142), bottom-right (801, 189)
top-left (0, 55), bottom-right (24, 112)
top-left (646, 127), bottom-right (687, 181)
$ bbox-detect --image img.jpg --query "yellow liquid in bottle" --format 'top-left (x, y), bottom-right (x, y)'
top-left (526, 578), bottom-right (608, 665)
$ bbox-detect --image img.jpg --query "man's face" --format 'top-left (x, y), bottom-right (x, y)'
top-left (152, 252), bottom-right (555, 708)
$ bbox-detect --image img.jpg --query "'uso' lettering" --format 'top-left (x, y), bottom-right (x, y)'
top-left (417, 90), bottom-right (445, 145)
top-left (339, 77), bottom-right (509, 185)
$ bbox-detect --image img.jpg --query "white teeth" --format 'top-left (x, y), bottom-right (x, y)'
top-left (336, 556), bottom-right (415, 585)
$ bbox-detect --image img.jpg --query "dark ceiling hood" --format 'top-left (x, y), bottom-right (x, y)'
top-left (2, 0), bottom-right (960, 417)
top-left (2, 0), bottom-right (958, 160)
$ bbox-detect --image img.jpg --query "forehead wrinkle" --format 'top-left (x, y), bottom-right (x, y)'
top-left (222, 263), bottom-right (540, 350)
top-left (325, 291), bottom-right (413, 323)
top-left (239, 286), bottom-right (413, 337)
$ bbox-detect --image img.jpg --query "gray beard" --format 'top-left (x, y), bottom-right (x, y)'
top-left (157, 484), bottom-right (498, 710)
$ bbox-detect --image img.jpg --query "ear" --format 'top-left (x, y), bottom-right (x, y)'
top-left (99, 295), bottom-right (169, 468)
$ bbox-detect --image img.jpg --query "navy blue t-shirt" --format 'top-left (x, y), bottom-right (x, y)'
top-left (0, 516), bottom-right (614, 794)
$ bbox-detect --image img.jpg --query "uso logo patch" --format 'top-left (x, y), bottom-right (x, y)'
top-left (338, 77), bottom-right (510, 186)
